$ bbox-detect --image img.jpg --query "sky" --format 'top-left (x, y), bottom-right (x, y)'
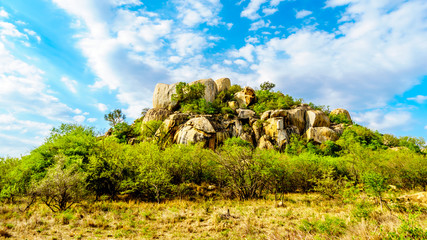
top-left (0, 0), bottom-right (426, 157)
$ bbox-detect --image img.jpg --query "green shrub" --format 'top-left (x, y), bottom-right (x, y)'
top-left (386, 213), bottom-right (427, 239)
top-left (329, 113), bottom-right (352, 124)
top-left (32, 155), bottom-right (86, 212)
top-left (299, 216), bottom-right (347, 236)
top-left (251, 90), bottom-right (302, 115)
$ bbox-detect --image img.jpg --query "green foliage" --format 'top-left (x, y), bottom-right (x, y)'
top-left (383, 134), bottom-right (399, 147)
top-left (398, 136), bottom-right (425, 153)
top-left (112, 122), bottom-right (134, 143)
top-left (32, 155), bottom-right (86, 212)
top-left (104, 109), bottom-right (126, 127)
top-left (223, 137), bottom-right (253, 149)
top-left (320, 140), bottom-right (341, 156)
top-left (311, 167), bottom-right (347, 199)
top-left (362, 171), bottom-right (388, 205)
top-left (86, 139), bottom-right (130, 199)
top-left (140, 120), bottom-right (162, 140)
top-left (299, 216), bottom-right (347, 236)
top-left (251, 90), bottom-right (302, 115)
top-left (216, 145), bottom-right (269, 200)
top-left (329, 113), bottom-right (352, 124)
top-left (337, 125), bottom-right (385, 151)
top-left (386, 213), bottom-right (427, 240)
top-left (260, 81), bottom-right (276, 91)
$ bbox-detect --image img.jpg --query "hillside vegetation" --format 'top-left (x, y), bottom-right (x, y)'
top-left (0, 81), bottom-right (426, 239)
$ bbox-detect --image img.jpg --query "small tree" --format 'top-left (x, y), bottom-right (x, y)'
top-left (33, 155), bottom-right (86, 212)
top-left (104, 109), bottom-right (126, 127)
top-left (362, 171), bottom-right (388, 210)
top-left (260, 81), bottom-right (276, 91)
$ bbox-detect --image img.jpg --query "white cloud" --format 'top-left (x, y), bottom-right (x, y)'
top-left (24, 29), bottom-right (41, 43)
top-left (172, 32), bottom-right (209, 57)
top-left (73, 115), bottom-right (86, 123)
top-left (262, 8), bottom-right (278, 16)
top-left (175, 0), bottom-right (223, 27)
top-left (425, 125), bottom-right (427, 130)
top-left (87, 118), bottom-right (97, 123)
top-left (0, 8), bottom-right (9, 18)
top-left (296, 10), bottom-right (312, 19)
top-left (241, 0), bottom-right (286, 20)
top-left (241, 0), bottom-right (268, 20)
top-left (249, 19), bottom-right (270, 31)
top-left (73, 108), bottom-right (82, 114)
top-left (353, 110), bottom-right (411, 132)
top-left (61, 76), bottom-right (78, 93)
top-left (407, 95), bottom-right (427, 104)
top-left (97, 103), bottom-right (108, 112)
top-left (234, 0), bottom-right (427, 110)
top-left (0, 21), bottom-right (26, 39)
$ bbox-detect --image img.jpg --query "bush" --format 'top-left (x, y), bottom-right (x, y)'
top-left (329, 113), bottom-right (352, 124)
top-left (32, 155), bottom-right (86, 212)
top-left (216, 146), bottom-right (269, 200)
top-left (86, 140), bottom-right (130, 199)
top-left (251, 90), bottom-right (302, 115)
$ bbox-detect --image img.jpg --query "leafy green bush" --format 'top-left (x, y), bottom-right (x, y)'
top-left (329, 113), bottom-right (352, 124)
top-left (32, 155), bottom-right (86, 212)
top-left (386, 213), bottom-right (427, 239)
top-left (140, 120), bottom-right (162, 140)
top-left (337, 125), bottom-right (385, 151)
top-left (86, 139), bottom-right (130, 200)
top-left (251, 90), bottom-right (302, 115)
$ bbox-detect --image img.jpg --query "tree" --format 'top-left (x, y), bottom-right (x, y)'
top-left (260, 81), bottom-right (276, 91)
top-left (33, 155), bottom-right (86, 212)
top-left (104, 109), bottom-right (126, 127)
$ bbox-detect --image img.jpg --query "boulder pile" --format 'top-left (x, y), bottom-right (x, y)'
top-left (146, 78), bottom-right (352, 150)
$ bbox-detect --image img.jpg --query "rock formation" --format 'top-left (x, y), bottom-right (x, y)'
top-left (149, 78), bottom-right (352, 149)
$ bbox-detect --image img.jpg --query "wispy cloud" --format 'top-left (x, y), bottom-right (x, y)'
top-left (296, 10), bottom-right (312, 19)
top-left (407, 95), bottom-right (427, 104)
top-left (61, 76), bottom-right (78, 94)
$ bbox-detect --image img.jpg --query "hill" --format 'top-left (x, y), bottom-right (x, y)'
top-left (0, 78), bottom-right (426, 239)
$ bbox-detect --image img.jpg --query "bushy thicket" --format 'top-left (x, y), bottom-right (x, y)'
top-left (1, 123), bottom-right (426, 210)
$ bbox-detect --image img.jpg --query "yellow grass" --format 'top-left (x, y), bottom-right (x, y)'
top-left (0, 193), bottom-right (425, 239)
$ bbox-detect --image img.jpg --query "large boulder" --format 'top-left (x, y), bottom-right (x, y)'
top-left (190, 78), bottom-right (218, 103)
top-left (174, 117), bottom-right (216, 148)
top-left (260, 110), bottom-right (272, 120)
top-left (258, 135), bottom-right (274, 150)
top-left (331, 123), bottom-right (345, 136)
top-left (264, 117), bottom-right (288, 147)
top-left (155, 113), bottom-right (188, 137)
top-left (285, 108), bottom-right (306, 134)
top-left (143, 108), bottom-right (171, 122)
top-left (236, 109), bottom-right (255, 119)
top-left (234, 87), bottom-right (256, 107)
top-left (306, 127), bottom-right (339, 144)
top-left (306, 110), bottom-right (330, 129)
top-left (215, 78), bottom-right (231, 92)
top-left (152, 83), bottom-right (179, 110)
top-left (330, 108), bottom-right (352, 122)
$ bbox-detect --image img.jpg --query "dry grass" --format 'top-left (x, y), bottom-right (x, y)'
top-left (0, 193), bottom-right (426, 239)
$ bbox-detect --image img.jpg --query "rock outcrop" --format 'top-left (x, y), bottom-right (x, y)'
top-left (234, 87), bottom-right (256, 107)
top-left (143, 108), bottom-right (171, 122)
top-left (174, 117), bottom-right (216, 149)
top-left (306, 110), bottom-right (330, 129)
top-left (306, 127), bottom-right (339, 144)
top-left (215, 78), bottom-right (231, 92)
top-left (330, 108), bottom-right (352, 122)
top-left (152, 83), bottom-right (179, 110)
top-left (148, 78), bottom-right (352, 150)
top-left (190, 78), bottom-right (218, 103)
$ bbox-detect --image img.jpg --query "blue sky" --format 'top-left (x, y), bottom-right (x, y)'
top-left (0, 0), bottom-right (426, 157)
